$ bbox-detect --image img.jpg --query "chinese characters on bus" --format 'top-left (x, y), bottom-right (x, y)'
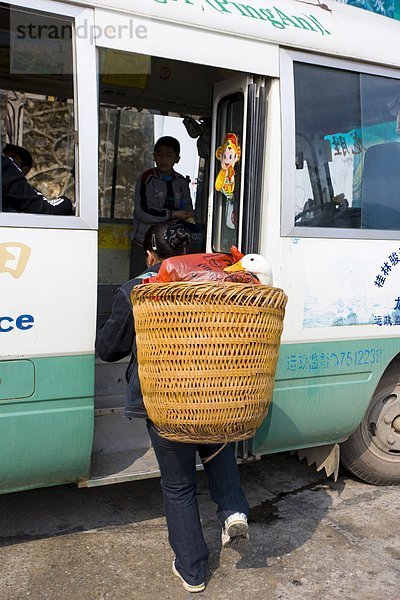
top-left (330, 131), bottom-right (365, 157)
top-left (374, 297), bottom-right (400, 326)
top-left (374, 249), bottom-right (400, 288)
top-left (286, 348), bottom-right (382, 372)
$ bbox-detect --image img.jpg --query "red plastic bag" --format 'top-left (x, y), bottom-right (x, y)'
top-left (144, 247), bottom-right (259, 284)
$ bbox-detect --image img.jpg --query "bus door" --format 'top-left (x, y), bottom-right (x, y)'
top-left (209, 75), bottom-right (267, 461)
top-left (87, 45), bottom-right (267, 487)
top-left (88, 50), bottom-right (229, 488)
top-left (208, 76), bottom-right (267, 256)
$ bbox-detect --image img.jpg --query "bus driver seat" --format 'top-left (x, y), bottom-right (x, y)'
top-left (361, 141), bottom-right (400, 230)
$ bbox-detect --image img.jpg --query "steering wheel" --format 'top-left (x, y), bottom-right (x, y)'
top-left (295, 203), bottom-right (327, 223)
top-left (295, 200), bottom-right (348, 226)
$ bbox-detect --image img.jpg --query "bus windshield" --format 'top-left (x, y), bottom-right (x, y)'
top-left (294, 62), bottom-right (400, 230)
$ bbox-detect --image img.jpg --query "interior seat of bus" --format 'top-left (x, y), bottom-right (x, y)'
top-left (361, 141), bottom-right (400, 230)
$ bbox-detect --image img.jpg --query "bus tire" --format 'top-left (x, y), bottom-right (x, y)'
top-left (340, 359), bottom-right (400, 485)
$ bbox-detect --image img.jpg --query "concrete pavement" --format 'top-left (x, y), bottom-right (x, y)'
top-left (0, 454), bottom-right (399, 599)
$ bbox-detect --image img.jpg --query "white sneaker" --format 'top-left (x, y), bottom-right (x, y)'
top-left (221, 512), bottom-right (249, 549)
top-left (172, 559), bottom-right (206, 593)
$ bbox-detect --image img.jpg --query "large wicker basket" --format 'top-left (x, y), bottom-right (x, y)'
top-left (131, 282), bottom-right (287, 443)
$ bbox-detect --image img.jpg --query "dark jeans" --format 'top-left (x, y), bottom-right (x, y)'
top-left (147, 421), bottom-right (249, 586)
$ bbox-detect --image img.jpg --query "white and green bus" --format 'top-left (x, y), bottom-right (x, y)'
top-left (2, 0), bottom-right (400, 494)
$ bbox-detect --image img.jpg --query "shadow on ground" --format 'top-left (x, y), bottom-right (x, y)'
top-left (0, 451), bottom-right (342, 584)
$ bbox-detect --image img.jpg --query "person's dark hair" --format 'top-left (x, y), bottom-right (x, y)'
top-left (3, 143), bottom-right (33, 172)
top-left (154, 136), bottom-right (180, 156)
top-left (143, 221), bottom-right (189, 259)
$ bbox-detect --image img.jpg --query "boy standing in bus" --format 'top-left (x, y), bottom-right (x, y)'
top-left (131, 136), bottom-right (195, 246)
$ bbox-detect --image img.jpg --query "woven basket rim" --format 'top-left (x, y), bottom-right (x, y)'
top-left (132, 281), bottom-right (284, 292)
top-left (131, 282), bottom-right (288, 307)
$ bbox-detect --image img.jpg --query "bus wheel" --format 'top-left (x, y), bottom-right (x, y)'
top-left (341, 366), bottom-right (400, 485)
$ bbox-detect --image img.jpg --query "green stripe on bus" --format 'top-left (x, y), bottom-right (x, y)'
top-left (0, 354), bottom-right (94, 494)
top-left (252, 337), bottom-right (400, 456)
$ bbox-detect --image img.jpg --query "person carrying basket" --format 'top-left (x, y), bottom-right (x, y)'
top-left (95, 221), bottom-right (249, 594)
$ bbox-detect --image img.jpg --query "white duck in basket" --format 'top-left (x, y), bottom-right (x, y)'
top-left (223, 253), bottom-right (273, 286)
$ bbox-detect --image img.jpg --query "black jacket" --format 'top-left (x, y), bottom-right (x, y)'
top-left (2, 154), bottom-right (73, 215)
top-left (95, 264), bottom-right (161, 418)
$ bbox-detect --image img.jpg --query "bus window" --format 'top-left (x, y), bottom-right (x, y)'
top-left (0, 4), bottom-right (75, 213)
top-left (212, 93), bottom-right (244, 252)
top-left (293, 62), bottom-right (400, 231)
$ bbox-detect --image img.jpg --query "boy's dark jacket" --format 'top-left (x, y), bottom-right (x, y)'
top-left (132, 167), bottom-right (192, 245)
top-left (95, 264), bottom-right (161, 418)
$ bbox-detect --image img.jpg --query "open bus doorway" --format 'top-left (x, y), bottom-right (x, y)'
top-left (92, 49), bottom-right (250, 486)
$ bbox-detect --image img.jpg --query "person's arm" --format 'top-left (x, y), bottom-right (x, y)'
top-left (95, 286), bottom-right (135, 362)
top-left (174, 176), bottom-right (195, 221)
top-left (178, 177), bottom-right (194, 213)
top-left (2, 155), bottom-right (73, 215)
top-left (134, 171), bottom-right (172, 224)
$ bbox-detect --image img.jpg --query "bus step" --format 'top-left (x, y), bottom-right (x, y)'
top-left (78, 447), bottom-right (160, 487)
top-left (79, 448), bottom-right (204, 488)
